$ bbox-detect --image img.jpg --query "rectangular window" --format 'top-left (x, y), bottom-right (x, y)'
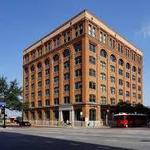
top-left (89, 43), bottom-right (96, 52)
top-left (89, 81), bottom-right (96, 89)
top-left (88, 24), bottom-right (96, 37)
top-left (75, 24), bottom-right (83, 37)
top-left (64, 73), bottom-right (70, 80)
top-left (75, 82), bottom-right (82, 89)
top-left (75, 56), bottom-right (82, 64)
top-left (45, 79), bottom-right (50, 86)
top-left (126, 91), bottom-right (130, 97)
top-left (54, 87), bottom-right (59, 94)
top-left (89, 94), bottom-right (96, 102)
top-left (100, 61), bottom-right (106, 70)
top-left (54, 98), bottom-right (59, 105)
top-left (126, 81), bottom-right (130, 88)
top-left (101, 84), bottom-right (106, 93)
top-left (64, 61), bottom-right (70, 69)
top-left (64, 84), bottom-right (70, 92)
top-left (100, 73), bottom-right (106, 80)
top-left (75, 94), bottom-right (82, 102)
top-left (89, 69), bottom-right (96, 77)
top-left (100, 96), bottom-right (106, 105)
top-left (54, 65), bottom-right (59, 72)
top-left (64, 96), bottom-right (70, 104)
top-left (63, 31), bottom-right (71, 43)
top-left (74, 42), bottom-right (82, 52)
top-left (110, 65), bottom-right (115, 72)
top-left (110, 76), bottom-right (115, 83)
top-left (89, 56), bottom-right (96, 64)
top-left (119, 79), bottom-right (123, 86)
top-left (119, 89), bottom-right (123, 95)
top-left (118, 69), bottom-right (123, 75)
top-left (54, 76), bottom-right (59, 83)
top-left (75, 69), bottom-right (82, 77)
top-left (45, 89), bottom-right (50, 96)
top-left (45, 99), bottom-right (50, 106)
top-left (126, 72), bottom-right (130, 78)
top-left (110, 87), bottom-right (115, 94)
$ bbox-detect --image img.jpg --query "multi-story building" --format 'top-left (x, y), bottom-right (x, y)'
top-left (23, 10), bottom-right (143, 126)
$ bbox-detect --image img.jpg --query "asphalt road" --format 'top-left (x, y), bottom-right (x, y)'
top-left (0, 127), bottom-right (150, 150)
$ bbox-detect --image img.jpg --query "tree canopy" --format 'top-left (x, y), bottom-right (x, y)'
top-left (0, 76), bottom-right (22, 111)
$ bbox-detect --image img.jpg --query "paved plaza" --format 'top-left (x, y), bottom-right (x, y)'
top-left (0, 127), bottom-right (150, 150)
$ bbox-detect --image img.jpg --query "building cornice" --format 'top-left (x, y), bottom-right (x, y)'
top-left (23, 9), bottom-right (143, 56)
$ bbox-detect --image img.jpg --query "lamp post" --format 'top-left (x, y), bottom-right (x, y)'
top-left (106, 109), bottom-right (109, 126)
top-left (80, 111), bottom-right (83, 127)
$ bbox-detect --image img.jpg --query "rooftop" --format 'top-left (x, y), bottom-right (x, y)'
top-left (23, 9), bottom-right (143, 56)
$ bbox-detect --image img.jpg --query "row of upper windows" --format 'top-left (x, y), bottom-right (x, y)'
top-left (88, 24), bottom-right (142, 63)
top-left (24, 55), bottom-right (82, 75)
top-left (89, 81), bottom-right (141, 91)
top-left (89, 48), bottom-right (142, 74)
top-left (23, 23), bottom-right (83, 64)
top-left (26, 91), bottom-right (142, 106)
top-left (28, 92), bottom-right (142, 108)
top-left (89, 68), bottom-right (141, 82)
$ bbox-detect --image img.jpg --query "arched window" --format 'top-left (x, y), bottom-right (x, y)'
top-left (89, 109), bottom-right (96, 121)
top-left (126, 63), bottom-right (130, 69)
top-left (118, 59), bottom-right (124, 66)
top-left (63, 49), bottom-right (70, 57)
top-left (37, 62), bottom-right (42, 68)
top-left (53, 54), bottom-right (59, 62)
top-left (30, 65), bottom-right (35, 72)
top-left (24, 67), bottom-right (28, 74)
top-left (110, 54), bottom-right (116, 62)
top-left (45, 59), bottom-right (49, 65)
top-left (132, 66), bottom-right (136, 72)
top-left (100, 49), bottom-right (107, 58)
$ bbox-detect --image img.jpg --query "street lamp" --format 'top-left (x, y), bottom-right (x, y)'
top-left (106, 109), bottom-right (109, 126)
top-left (80, 111), bottom-right (83, 127)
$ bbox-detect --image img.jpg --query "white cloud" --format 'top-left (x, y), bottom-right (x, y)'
top-left (138, 24), bottom-right (150, 38)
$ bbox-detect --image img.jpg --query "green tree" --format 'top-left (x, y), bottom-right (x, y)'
top-left (0, 76), bottom-right (22, 110)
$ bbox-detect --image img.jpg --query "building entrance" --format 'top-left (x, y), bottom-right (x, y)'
top-left (62, 110), bottom-right (70, 123)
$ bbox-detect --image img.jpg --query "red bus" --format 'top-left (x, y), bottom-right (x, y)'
top-left (113, 113), bottom-right (148, 127)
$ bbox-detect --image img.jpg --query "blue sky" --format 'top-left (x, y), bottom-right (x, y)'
top-left (0, 0), bottom-right (150, 106)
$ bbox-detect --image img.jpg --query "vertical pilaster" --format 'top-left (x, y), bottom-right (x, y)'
top-left (35, 63), bottom-right (38, 107)
top-left (42, 60), bottom-right (46, 106)
top-left (59, 54), bottom-right (64, 105)
top-left (50, 58), bottom-right (54, 106)
top-left (70, 45), bottom-right (75, 104)
top-left (82, 36), bottom-right (89, 103)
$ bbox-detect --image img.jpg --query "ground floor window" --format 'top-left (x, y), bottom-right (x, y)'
top-left (45, 111), bottom-right (50, 120)
top-left (54, 110), bottom-right (59, 120)
top-left (89, 109), bottom-right (96, 121)
top-left (38, 111), bottom-right (42, 120)
top-left (75, 109), bottom-right (82, 121)
top-left (31, 111), bottom-right (35, 120)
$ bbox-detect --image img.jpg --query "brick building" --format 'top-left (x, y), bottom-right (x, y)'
top-left (23, 10), bottom-right (143, 126)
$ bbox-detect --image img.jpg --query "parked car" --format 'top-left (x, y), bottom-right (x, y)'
top-left (15, 119), bottom-right (31, 127)
top-left (19, 121), bottom-right (31, 127)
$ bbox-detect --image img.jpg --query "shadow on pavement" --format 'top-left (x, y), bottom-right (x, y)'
top-left (0, 132), bottom-right (133, 150)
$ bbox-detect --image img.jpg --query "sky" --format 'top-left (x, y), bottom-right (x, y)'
top-left (0, 0), bottom-right (150, 106)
